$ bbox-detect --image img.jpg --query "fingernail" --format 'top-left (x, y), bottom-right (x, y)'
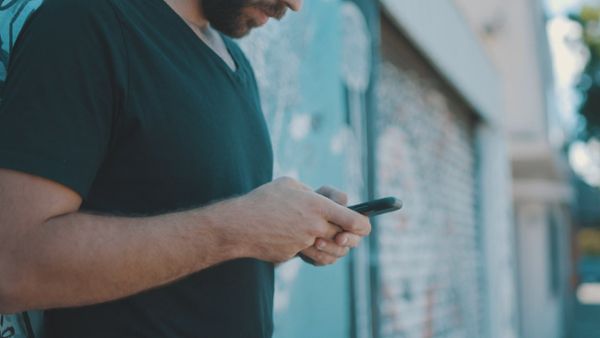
top-left (340, 236), bottom-right (348, 245)
top-left (317, 240), bottom-right (326, 249)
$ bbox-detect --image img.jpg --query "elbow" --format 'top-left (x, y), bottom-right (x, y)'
top-left (0, 261), bottom-right (28, 314)
top-left (0, 284), bottom-right (18, 315)
top-left (0, 289), bottom-right (19, 314)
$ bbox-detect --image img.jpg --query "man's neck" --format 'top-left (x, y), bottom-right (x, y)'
top-left (163, 0), bottom-right (209, 28)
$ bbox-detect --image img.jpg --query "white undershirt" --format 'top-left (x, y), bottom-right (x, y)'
top-left (195, 24), bottom-right (237, 71)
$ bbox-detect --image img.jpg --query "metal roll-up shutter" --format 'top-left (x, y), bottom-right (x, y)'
top-left (374, 14), bottom-right (484, 338)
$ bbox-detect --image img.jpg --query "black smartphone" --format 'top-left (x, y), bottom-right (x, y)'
top-left (348, 197), bottom-right (402, 217)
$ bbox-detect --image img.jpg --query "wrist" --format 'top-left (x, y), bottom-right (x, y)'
top-left (193, 197), bottom-right (253, 261)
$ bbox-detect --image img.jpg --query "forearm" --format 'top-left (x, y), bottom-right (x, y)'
top-left (3, 198), bottom-right (247, 312)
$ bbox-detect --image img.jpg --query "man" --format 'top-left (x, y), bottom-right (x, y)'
top-left (0, 0), bottom-right (371, 337)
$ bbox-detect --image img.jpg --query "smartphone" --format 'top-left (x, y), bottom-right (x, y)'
top-left (348, 197), bottom-right (403, 217)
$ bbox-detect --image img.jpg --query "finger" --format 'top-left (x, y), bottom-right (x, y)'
top-left (318, 196), bottom-right (371, 236)
top-left (334, 232), bottom-right (362, 248)
top-left (300, 247), bottom-right (339, 266)
top-left (316, 186), bottom-right (348, 206)
top-left (314, 238), bottom-right (350, 258)
top-left (320, 222), bottom-right (343, 240)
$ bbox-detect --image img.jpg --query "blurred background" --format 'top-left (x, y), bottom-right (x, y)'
top-left (2, 0), bottom-right (600, 337)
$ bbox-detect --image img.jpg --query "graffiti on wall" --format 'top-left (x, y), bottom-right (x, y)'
top-left (0, 2), bottom-right (42, 337)
top-left (0, 0), bottom-right (42, 95)
top-left (340, 0), bottom-right (370, 203)
top-left (376, 62), bottom-right (483, 338)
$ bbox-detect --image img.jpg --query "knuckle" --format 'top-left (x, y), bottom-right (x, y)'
top-left (349, 220), bottom-right (361, 233)
top-left (312, 195), bottom-right (327, 212)
top-left (276, 176), bottom-right (296, 186)
top-left (306, 222), bottom-right (322, 237)
top-left (302, 193), bottom-right (321, 212)
top-left (339, 191), bottom-right (348, 202)
top-left (352, 217), bottom-right (370, 235)
top-left (308, 228), bottom-right (321, 239)
top-left (304, 237), bottom-right (316, 247)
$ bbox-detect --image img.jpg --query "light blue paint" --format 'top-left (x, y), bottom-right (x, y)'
top-left (0, 2), bottom-right (44, 337)
top-left (0, 0), bottom-right (43, 83)
top-left (241, 1), bottom-right (355, 337)
top-left (273, 2), bottom-right (351, 337)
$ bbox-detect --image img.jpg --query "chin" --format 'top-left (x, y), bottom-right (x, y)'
top-left (223, 27), bottom-right (252, 38)
top-left (218, 20), bottom-right (257, 38)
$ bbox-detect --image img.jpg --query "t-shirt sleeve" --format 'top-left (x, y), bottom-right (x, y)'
top-left (0, 0), bottom-right (127, 198)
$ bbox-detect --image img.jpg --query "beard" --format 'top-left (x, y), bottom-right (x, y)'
top-left (201, 0), bottom-right (288, 38)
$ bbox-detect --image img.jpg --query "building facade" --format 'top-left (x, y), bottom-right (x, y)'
top-left (455, 0), bottom-right (574, 337)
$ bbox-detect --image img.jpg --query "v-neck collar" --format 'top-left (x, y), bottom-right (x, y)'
top-left (154, 0), bottom-right (244, 80)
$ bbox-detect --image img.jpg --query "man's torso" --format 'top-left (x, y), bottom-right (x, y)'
top-left (3, 0), bottom-right (275, 336)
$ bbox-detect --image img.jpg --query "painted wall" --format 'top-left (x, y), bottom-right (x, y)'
top-left (239, 0), bottom-right (375, 336)
top-left (455, 1), bottom-right (574, 338)
top-left (376, 55), bottom-right (482, 338)
top-left (0, 3), bottom-right (45, 337)
top-left (0, 0), bottom-right (43, 92)
top-left (378, 6), bottom-right (519, 338)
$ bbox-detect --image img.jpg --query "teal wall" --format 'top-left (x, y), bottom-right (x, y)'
top-left (0, 3), bottom-right (45, 336)
top-left (240, 1), bottom-right (376, 336)
top-left (0, 0), bottom-right (43, 91)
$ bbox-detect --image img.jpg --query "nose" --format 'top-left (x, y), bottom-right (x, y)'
top-left (283, 0), bottom-right (303, 11)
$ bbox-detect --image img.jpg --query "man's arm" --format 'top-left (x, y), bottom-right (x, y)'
top-left (0, 170), bottom-right (370, 313)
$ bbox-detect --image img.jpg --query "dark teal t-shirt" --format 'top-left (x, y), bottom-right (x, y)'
top-left (0, 0), bottom-right (275, 337)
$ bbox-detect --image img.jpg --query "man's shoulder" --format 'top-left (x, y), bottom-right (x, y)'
top-left (16, 0), bottom-right (129, 48)
top-left (34, 0), bottom-right (121, 25)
